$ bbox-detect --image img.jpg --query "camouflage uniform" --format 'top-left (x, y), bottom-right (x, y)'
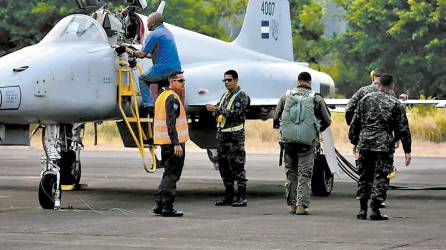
top-left (345, 82), bottom-right (401, 207)
top-left (349, 90), bottom-right (411, 210)
top-left (215, 86), bottom-right (250, 201)
top-left (345, 83), bottom-right (399, 125)
top-left (274, 87), bottom-right (331, 209)
top-left (345, 83), bottom-right (378, 125)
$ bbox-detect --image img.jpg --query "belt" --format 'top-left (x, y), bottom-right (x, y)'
top-left (220, 124), bottom-right (244, 133)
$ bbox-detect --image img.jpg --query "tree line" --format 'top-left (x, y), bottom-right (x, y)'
top-left (0, 0), bottom-right (444, 98)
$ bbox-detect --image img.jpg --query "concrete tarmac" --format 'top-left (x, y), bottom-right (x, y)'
top-left (0, 147), bottom-right (445, 249)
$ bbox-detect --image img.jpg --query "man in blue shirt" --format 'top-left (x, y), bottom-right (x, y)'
top-left (121, 12), bottom-right (182, 109)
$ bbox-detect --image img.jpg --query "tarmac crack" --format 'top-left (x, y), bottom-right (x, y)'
top-left (382, 237), bottom-right (439, 250)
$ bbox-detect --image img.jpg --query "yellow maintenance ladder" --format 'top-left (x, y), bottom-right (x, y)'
top-left (117, 60), bottom-right (157, 173)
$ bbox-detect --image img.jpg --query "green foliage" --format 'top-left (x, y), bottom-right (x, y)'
top-left (409, 108), bottom-right (446, 143)
top-left (148, 0), bottom-right (247, 41)
top-left (409, 95), bottom-right (436, 117)
top-left (290, 0), bottom-right (330, 64)
top-left (333, 0), bottom-right (446, 99)
top-left (0, 0), bottom-right (80, 56)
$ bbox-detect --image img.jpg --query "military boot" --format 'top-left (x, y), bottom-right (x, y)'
top-left (288, 205), bottom-right (297, 214)
top-left (232, 186), bottom-right (247, 207)
top-left (215, 183), bottom-right (234, 206)
top-left (356, 199), bottom-right (368, 220)
top-left (161, 203), bottom-right (183, 217)
top-left (295, 206), bottom-right (308, 215)
top-left (369, 210), bottom-right (388, 220)
top-left (151, 201), bottom-right (163, 215)
top-left (369, 200), bottom-right (388, 220)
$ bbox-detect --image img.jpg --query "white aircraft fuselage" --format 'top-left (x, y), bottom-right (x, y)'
top-left (0, 3), bottom-right (335, 125)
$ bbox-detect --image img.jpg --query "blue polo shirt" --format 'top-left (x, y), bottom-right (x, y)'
top-left (143, 24), bottom-right (181, 73)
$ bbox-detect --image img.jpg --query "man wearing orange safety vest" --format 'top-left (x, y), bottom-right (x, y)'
top-left (152, 71), bottom-right (189, 217)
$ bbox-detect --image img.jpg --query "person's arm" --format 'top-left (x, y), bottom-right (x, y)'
top-left (165, 95), bottom-right (181, 145)
top-left (314, 95), bottom-right (332, 132)
top-left (393, 103), bottom-right (412, 154)
top-left (345, 88), bottom-right (364, 125)
top-left (216, 92), bottom-right (250, 120)
top-left (348, 99), bottom-right (363, 147)
top-left (273, 95), bottom-right (286, 128)
top-left (123, 32), bottom-right (159, 59)
top-left (273, 96), bottom-right (285, 120)
top-left (206, 94), bottom-right (224, 114)
top-left (127, 47), bottom-right (149, 59)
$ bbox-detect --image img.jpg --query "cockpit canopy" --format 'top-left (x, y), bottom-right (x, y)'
top-left (40, 14), bottom-right (108, 44)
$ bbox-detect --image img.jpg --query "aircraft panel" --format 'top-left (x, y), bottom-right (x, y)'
top-left (0, 86), bottom-right (21, 110)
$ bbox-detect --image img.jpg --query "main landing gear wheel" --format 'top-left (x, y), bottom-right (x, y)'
top-left (60, 150), bottom-right (81, 186)
top-left (312, 154), bottom-right (334, 196)
top-left (38, 174), bottom-right (61, 209)
top-left (207, 149), bottom-right (219, 170)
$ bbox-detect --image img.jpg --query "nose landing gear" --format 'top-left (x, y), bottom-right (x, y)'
top-left (38, 124), bottom-right (84, 209)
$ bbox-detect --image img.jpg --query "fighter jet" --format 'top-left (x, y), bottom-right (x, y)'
top-left (0, 0), bottom-right (443, 209)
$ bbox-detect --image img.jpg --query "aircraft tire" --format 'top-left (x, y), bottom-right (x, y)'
top-left (38, 174), bottom-right (61, 209)
top-left (206, 149), bottom-right (219, 170)
top-left (311, 154), bottom-right (334, 196)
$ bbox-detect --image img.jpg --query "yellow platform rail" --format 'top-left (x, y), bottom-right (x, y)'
top-left (117, 60), bottom-right (157, 173)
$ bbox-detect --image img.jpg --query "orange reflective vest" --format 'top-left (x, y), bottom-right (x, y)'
top-left (153, 90), bottom-right (189, 145)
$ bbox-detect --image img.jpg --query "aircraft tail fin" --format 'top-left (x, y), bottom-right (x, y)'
top-left (233, 0), bottom-right (294, 61)
top-left (156, 1), bottom-right (166, 14)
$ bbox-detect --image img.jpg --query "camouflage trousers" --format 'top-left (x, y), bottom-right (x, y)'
top-left (217, 131), bottom-right (247, 189)
top-left (284, 143), bottom-right (315, 208)
top-left (356, 150), bottom-right (394, 206)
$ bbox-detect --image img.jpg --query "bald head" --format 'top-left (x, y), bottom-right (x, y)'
top-left (147, 12), bottom-right (164, 31)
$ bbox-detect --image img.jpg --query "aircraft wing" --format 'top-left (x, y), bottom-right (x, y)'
top-left (325, 98), bottom-right (446, 108)
top-left (402, 100), bottom-right (446, 108)
top-left (190, 98), bottom-right (446, 110)
top-left (325, 99), bottom-right (349, 106)
top-left (188, 98), bottom-right (280, 107)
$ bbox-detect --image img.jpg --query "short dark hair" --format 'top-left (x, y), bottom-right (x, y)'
top-left (373, 68), bottom-right (386, 77)
top-left (379, 74), bottom-right (393, 86)
top-left (298, 72), bottom-right (311, 82)
top-left (224, 70), bottom-right (238, 80)
top-left (168, 71), bottom-right (184, 82)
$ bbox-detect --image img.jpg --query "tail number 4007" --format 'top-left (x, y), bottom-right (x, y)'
top-left (261, 1), bottom-right (275, 16)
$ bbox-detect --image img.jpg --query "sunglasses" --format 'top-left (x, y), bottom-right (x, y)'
top-left (173, 79), bottom-right (186, 83)
top-left (222, 78), bottom-right (233, 83)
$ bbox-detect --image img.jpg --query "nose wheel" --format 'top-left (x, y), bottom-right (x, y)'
top-left (38, 173), bottom-right (61, 209)
top-left (38, 124), bottom-right (85, 209)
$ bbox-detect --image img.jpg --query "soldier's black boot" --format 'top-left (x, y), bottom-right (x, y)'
top-left (215, 183), bottom-right (234, 206)
top-left (356, 199), bottom-right (368, 220)
top-left (369, 200), bottom-right (388, 221)
top-left (151, 201), bottom-right (162, 215)
top-left (161, 203), bottom-right (183, 217)
top-left (232, 186), bottom-right (247, 207)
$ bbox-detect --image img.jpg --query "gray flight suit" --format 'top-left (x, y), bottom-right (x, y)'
top-left (274, 86), bottom-right (331, 208)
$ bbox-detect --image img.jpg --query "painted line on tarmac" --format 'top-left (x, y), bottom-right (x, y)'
top-left (0, 176), bottom-right (39, 180)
